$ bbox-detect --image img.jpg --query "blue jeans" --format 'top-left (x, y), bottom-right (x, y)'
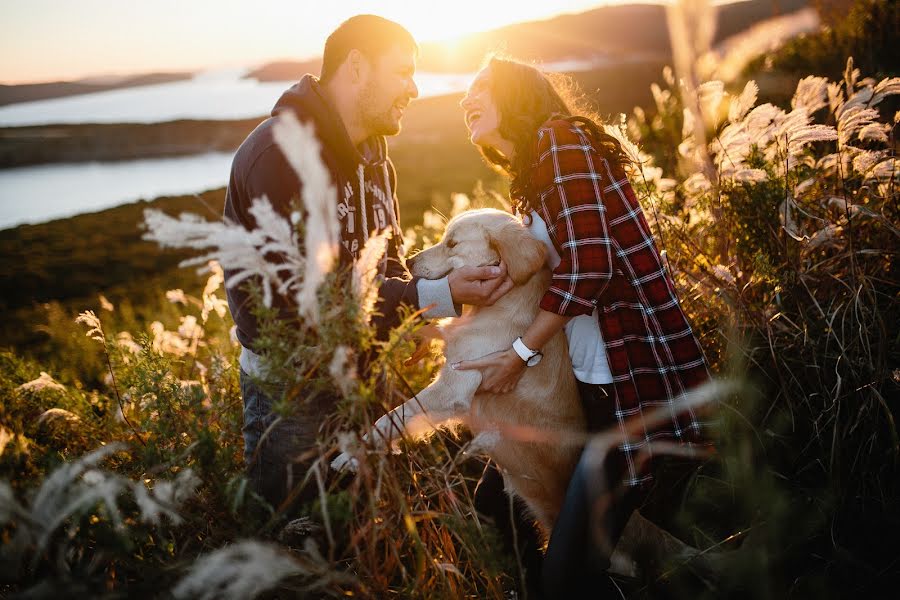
top-left (240, 368), bottom-right (335, 510)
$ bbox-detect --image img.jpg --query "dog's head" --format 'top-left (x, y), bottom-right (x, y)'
top-left (408, 208), bottom-right (546, 285)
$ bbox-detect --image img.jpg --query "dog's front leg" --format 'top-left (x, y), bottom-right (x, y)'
top-left (332, 369), bottom-right (480, 471)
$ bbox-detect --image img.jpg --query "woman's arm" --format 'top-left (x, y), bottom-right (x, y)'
top-left (451, 309), bottom-right (572, 394)
top-left (454, 121), bottom-right (615, 393)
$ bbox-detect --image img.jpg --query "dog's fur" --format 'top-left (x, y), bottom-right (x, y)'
top-left (333, 208), bottom-right (585, 532)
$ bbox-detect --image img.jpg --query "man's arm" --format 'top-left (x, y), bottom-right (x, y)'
top-left (243, 145), bottom-right (301, 220)
top-left (375, 160), bottom-right (511, 329)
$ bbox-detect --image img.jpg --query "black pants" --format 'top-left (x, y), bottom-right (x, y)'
top-left (473, 461), bottom-right (546, 595)
top-left (541, 382), bottom-right (698, 598)
top-left (472, 382), bottom-right (625, 597)
top-left (240, 369), bottom-right (337, 513)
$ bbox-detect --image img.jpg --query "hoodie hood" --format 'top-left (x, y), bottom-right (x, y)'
top-left (268, 74), bottom-right (401, 259)
top-left (271, 75), bottom-right (388, 180)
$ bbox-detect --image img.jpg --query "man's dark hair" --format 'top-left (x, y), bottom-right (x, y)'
top-left (320, 15), bottom-right (417, 83)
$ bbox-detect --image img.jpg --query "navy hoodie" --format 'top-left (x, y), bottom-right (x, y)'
top-left (224, 75), bottom-right (420, 349)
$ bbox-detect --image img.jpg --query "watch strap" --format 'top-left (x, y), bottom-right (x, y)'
top-left (512, 337), bottom-right (538, 363)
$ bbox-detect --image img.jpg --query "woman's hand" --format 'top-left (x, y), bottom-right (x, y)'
top-left (451, 349), bottom-right (526, 394)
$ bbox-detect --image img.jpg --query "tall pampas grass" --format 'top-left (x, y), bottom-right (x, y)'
top-left (143, 113), bottom-right (337, 321)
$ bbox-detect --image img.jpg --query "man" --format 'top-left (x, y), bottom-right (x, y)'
top-left (224, 15), bottom-right (511, 510)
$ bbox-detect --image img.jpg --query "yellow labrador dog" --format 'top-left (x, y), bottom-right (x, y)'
top-left (333, 208), bottom-right (585, 532)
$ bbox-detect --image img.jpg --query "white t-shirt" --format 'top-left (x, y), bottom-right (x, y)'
top-left (527, 211), bottom-right (613, 384)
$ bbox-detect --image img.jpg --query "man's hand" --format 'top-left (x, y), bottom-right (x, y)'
top-left (448, 261), bottom-right (514, 306)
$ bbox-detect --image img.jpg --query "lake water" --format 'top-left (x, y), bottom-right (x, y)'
top-left (0, 69), bottom-right (478, 230)
top-left (0, 152), bottom-right (234, 229)
top-left (1, 63), bottom-right (607, 229)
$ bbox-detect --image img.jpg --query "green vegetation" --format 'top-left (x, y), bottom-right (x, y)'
top-left (1, 7), bottom-right (899, 596)
top-left (752, 0), bottom-right (900, 79)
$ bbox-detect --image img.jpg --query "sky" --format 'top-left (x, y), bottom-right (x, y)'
top-left (0, 0), bottom-right (641, 84)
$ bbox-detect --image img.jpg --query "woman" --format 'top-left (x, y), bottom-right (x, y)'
top-left (453, 56), bottom-right (711, 594)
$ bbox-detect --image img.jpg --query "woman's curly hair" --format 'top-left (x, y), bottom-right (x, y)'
top-left (475, 56), bottom-right (630, 215)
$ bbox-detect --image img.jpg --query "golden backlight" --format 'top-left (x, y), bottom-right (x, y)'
top-left (1, 0), bottom-right (615, 83)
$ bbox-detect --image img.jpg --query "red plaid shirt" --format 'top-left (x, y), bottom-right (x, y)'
top-left (530, 119), bottom-right (709, 486)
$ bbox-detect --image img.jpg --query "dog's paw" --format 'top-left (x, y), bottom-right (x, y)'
top-left (331, 452), bottom-right (359, 473)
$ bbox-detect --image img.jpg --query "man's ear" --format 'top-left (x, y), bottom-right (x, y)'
top-left (347, 49), bottom-right (364, 83)
top-left (490, 221), bottom-right (546, 285)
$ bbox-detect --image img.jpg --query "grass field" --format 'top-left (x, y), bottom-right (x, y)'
top-left (1, 3), bottom-right (898, 594)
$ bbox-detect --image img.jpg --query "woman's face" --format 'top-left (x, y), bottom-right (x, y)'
top-left (461, 68), bottom-right (509, 155)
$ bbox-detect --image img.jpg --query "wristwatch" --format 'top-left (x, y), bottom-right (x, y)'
top-left (512, 337), bottom-right (543, 367)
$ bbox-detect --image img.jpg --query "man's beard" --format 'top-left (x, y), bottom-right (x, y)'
top-left (359, 81), bottom-right (401, 138)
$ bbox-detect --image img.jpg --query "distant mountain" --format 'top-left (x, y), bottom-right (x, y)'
top-left (249, 0), bottom-right (809, 80)
top-left (418, 0), bottom-right (809, 71)
top-left (0, 72), bottom-right (192, 107)
top-left (245, 59), bottom-right (322, 82)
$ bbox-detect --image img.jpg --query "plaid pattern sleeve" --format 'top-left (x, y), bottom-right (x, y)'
top-left (534, 123), bottom-right (615, 317)
top-left (532, 120), bottom-right (710, 488)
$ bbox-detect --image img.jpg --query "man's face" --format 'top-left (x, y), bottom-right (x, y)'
top-left (357, 45), bottom-right (419, 138)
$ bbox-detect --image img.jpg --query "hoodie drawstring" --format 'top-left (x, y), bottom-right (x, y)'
top-left (357, 164), bottom-right (369, 245)
top-left (381, 163), bottom-right (402, 239)
top-left (381, 163), bottom-right (404, 257)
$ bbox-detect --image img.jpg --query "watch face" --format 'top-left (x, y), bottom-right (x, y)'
top-left (526, 352), bottom-right (543, 367)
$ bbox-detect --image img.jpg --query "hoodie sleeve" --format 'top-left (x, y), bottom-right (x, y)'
top-left (243, 145), bottom-right (301, 220)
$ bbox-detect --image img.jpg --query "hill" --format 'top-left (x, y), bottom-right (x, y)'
top-left (250, 0), bottom-right (809, 79)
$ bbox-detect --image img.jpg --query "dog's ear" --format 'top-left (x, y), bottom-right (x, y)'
top-left (490, 221), bottom-right (546, 285)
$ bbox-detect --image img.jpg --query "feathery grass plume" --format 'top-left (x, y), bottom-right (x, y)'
top-left (200, 261), bottom-right (229, 321)
top-left (711, 264), bottom-right (736, 286)
top-left (23, 443), bottom-right (128, 555)
top-left (792, 75), bottom-right (830, 114)
top-left (143, 202), bottom-right (292, 310)
top-left (116, 331), bottom-right (143, 355)
top-left (150, 321), bottom-right (191, 357)
top-left (871, 157), bottom-right (900, 181)
top-left (134, 468), bottom-right (201, 525)
top-left (697, 80), bottom-right (725, 129)
top-left (730, 168), bottom-right (767, 183)
top-left (667, 0), bottom-right (718, 185)
top-left (271, 112), bottom-right (340, 326)
top-left (858, 122), bottom-right (891, 143)
top-left (451, 192), bottom-right (472, 215)
top-left (36, 408), bottom-right (80, 427)
top-left (171, 540), bottom-right (309, 600)
top-left (872, 77), bottom-right (900, 105)
top-left (177, 315), bottom-right (202, 341)
top-left (352, 231), bottom-right (391, 324)
top-left (75, 310), bottom-right (104, 343)
top-left (852, 150), bottom-right (887, 180)
top-left (328, 345), bottom-right (357, 398)
top-left (729, 80), bottom-right (759, 123)
top-left (838, 105), bottom-right (881, 146)
top-left (166, 288), bottom-right (188, 305)
top-left (605, 117), bottom-right (675, 191)
top-left (17, 371), bottom-right (66, 394)
top-left (98, 294), bottom-right (115, 312)
top-left (743, 102), bottom-right (783, 148)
